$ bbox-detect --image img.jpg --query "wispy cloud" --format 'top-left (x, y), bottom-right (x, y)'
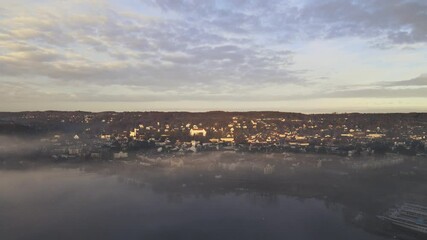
top-left (383, 74), bottom-right (427, 86)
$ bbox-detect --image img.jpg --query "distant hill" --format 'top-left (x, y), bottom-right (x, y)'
top-left (0, 121), bottom-right (39, 136)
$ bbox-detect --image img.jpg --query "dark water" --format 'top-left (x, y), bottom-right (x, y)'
top-left (0, 167), bottom-right (390, 240)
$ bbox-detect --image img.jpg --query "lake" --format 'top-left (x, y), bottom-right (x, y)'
top-left (0, 164), bottom-right (392, 240)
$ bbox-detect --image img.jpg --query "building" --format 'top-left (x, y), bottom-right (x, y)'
top-left (113, 151), bottom-right (128, 159)
top-left (367, 133), bottom-right (386, 139)
top-left (190, 128), bottom-right (207, 137)
top-left (129, 128), bottom-right (138, 138)
top-left (68, 147), bottom-right (82, 155)
top-left (221, 137), bottom-right (235, 143)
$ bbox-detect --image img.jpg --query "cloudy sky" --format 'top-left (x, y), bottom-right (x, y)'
top-left (1, 0), bottom-right (426, 112)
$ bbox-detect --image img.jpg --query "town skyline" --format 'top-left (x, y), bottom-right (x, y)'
top-left (2, 111), bottom-right (426, 158)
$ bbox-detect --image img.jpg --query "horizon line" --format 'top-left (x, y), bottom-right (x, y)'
top-left (1, 110), bottom-right (426, 115)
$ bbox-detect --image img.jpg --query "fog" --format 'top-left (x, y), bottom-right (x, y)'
top-left (1, 152), bottom-right (426, 240)
top-left (0, 135), bottom-right (48, 156)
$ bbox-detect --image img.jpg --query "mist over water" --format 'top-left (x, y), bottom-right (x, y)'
top-left (0, 166), bottom-right (387, 240)
top-left (3, 151), bottom-right (426, 240)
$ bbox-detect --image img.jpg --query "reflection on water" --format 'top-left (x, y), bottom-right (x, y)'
top-left (1, 153), bottom-right (426, 240)
top-left (0, 170), bottom-right (378, 240)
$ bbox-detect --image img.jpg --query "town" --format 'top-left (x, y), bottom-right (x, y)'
top-left (1, 111), bottom-right (426, 162)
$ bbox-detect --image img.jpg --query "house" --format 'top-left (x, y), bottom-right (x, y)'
top-left (68, 147), bottom-right (82, 155)
top-left (100, 134), bottom-right (111, 140)
top-left (190, 128), bottom-right (207, 137)
top-left (113, 151), bottom-right (128, 159)
top-left (221, 137), bottom-right (235, 143)
top-left (129, 128), bottom-right (138, 138)
top-left (367, 133), bottom-right (386, 139)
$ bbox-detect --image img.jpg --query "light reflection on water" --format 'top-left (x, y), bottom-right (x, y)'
top-left (0, 167), bottom-right (389, 240)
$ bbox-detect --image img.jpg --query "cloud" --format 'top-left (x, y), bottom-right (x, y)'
top-left (384, 74), bottom-right (427, 86)
top-left (320, 87), bottom-right (427, 99)
top-left (149, 0), bottom-right (427, 45)
top-left (1, 0), bottom-right (426, 88)
top-left (303, 73), bottom-right (427, 100)
top-left (0, 0), bottom-right (426, 111)
top-left (0, 2), bottom-right (299, 89)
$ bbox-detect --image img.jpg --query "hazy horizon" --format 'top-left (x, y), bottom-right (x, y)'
top-left (1, 108), bottom-right (427, 114)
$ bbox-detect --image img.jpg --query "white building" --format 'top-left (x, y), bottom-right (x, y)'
top-left (190, 128), bottom-right (207, 137)
top-left (113, 151), bottom-right (128, 159)
top-left (68, 147), bottom-right (81, 155)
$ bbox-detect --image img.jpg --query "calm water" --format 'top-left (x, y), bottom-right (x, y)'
top-left (0, 167), bottom-right (389, 240)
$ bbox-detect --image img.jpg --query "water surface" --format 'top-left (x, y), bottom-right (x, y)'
top-left (0, 166), bottom-right (390, 240)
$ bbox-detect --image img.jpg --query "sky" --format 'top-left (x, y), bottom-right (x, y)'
top-left (0, 0), bottom-right (426, 113)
